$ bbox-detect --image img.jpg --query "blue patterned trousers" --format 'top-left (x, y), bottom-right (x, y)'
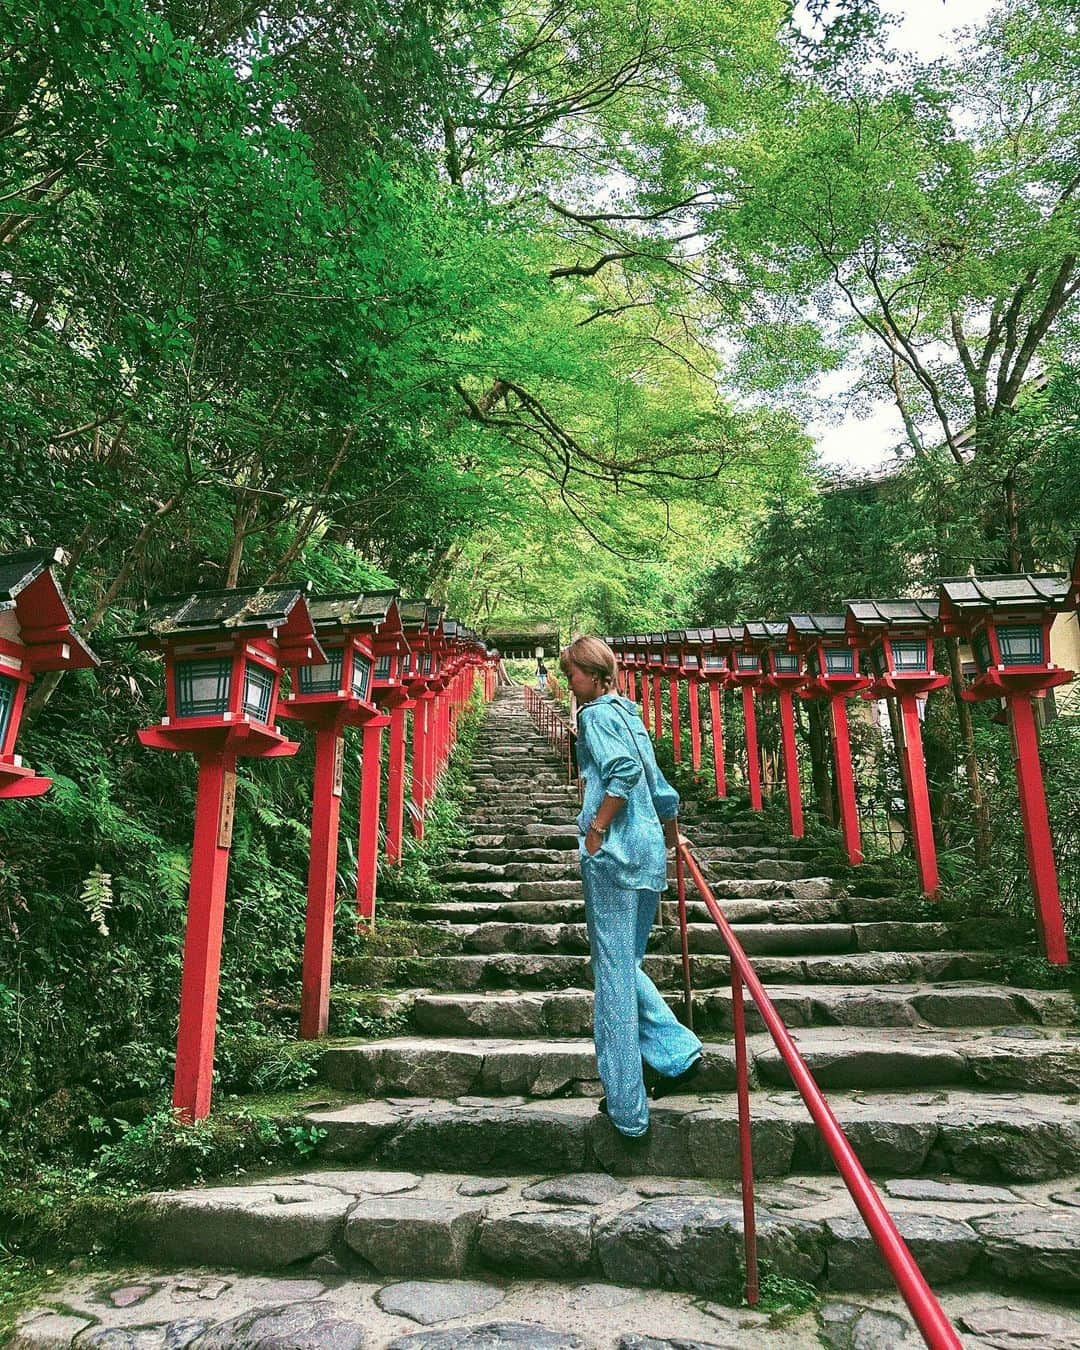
top-left (581, 866), bottom-right (704, 1136)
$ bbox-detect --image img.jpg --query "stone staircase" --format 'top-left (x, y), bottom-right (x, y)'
top-left (13, 688), bottom-right (1080, 1348)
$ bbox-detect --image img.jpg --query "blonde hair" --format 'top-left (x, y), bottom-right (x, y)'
top-left (559, 636), bottom-right (618, 690)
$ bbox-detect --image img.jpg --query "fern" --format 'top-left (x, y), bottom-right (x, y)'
top-left (80, 866), bottom-right (113, 937)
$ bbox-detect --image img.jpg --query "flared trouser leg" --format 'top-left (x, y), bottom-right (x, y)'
top-left (583, 866), bottom-right (703, 1136)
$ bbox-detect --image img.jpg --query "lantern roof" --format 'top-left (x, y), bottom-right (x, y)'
top-left (709, 625), bottom-right (741, 645)
top-left (937, 573), bottom-right (1070, 620)
top-left (134, 585), bottom-right (321, 651)
top-left (306, 590), bottom-right (400, 635)
top-left (788, 612), bottom-right (846, 638)
top-left (0, 547), bottom-right (65, 608)
top-left (845, 597), bottom-right (938, 641)
top-left (743, 620), bottom-right (788, 647)
top-left (0, 547), bottom-right (98, 669)
top-left (399, 598), bottom-right (434, 630)
top-left (663, 630), bottom-right (687, 644)
top-left (682, 628), bottom-right (712, 644)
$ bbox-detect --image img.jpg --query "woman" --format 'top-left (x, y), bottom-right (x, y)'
top-left (560, 636), bottom-right (704, 1140)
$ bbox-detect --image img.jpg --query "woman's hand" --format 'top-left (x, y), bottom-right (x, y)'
top-left (585, 824), bottom-right (604, 855)
top-left (663, 819), bottom-right (682, 850)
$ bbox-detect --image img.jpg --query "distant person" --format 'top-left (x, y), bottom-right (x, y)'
top-left (494, 651), bottom-right (514, 687)
top-left (536, 657), bottom-right (548, 690)
top-left (559, 636), bottom-right (704, 1142)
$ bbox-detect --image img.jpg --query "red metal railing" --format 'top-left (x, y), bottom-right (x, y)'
top-left (522, 686), bottom-right (575, 782)
top-left (675, 842), bottom-right (961, 1348)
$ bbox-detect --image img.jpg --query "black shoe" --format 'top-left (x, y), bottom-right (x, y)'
top-left (646, 1055), bottom-right (705, 1100)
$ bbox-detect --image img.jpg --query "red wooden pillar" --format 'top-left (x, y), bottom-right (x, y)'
top-left (668, 679), bottom-right (682, 761)
top-left (652, 676), bottom-right (663, 740)
top-left (895, 694), bottom-right (938, 896)
top-left (688, 678), bottom-right (702, 771)
top-left (357, 716), bottom-right (388, 923)
top-left (628, 670), bottom-right (637, 703)
top-left (411, 695), bottom-right (429, 840)
top-left (642, 674), bottom-right (652, 733)
top-left (1008, 695), bottom-right (1068, 964)
top-left (385, 701), bottom-right (411, 864)
top-left (777, 689), bottom-right (804, 839)
top-left (173, 750), bottom-right (237, 1120)
top-left (708, 683), bottom-right (727, 798)
top-left (300, 726), bottom-right (345, 1038)
top-left (829, 693), bottom-right (862, 865)
top-left (741, 685), bottom-right (763, 810)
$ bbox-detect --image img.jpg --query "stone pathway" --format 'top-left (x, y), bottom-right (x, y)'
top-left (14, 689), bottom-right (1080, 1347)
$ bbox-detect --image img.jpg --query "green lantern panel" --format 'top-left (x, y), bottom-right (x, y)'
top-left (352, 654), bottom-right (373, 701)
top-left (824, 647), bottom-right (855, 674)
top-left (0, 672), bottom-right (18, 747)
top-left (892, 640), bottom-right (929, 672)
top-left (243, 662), bottom-right (275, 723)
top-left (175, 658), bottom-right (231, 718)
top-left (997, 624), bottom-right (1044, 667)
top-left (298, 648), bottom-right (344, 694)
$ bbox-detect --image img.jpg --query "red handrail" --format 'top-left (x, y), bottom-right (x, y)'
top-left (523, 686), bottom-right (575, 782)
top-left (675, 842), bottom-right (961, 1349)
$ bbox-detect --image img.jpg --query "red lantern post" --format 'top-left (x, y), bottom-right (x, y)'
top-left (729, 631), bottom-right (767, 811)
top-left (644, 635), bottom-right (665, 739)
top-left (788, 614), bottom-right (871, 865)
top-left (846, 599), bottom-right (947, 896)
top-left (683, 630), bottom-right (707, 772)
top-left (0, 549), bottom-right (99, 798)
top-left (399, 601), bottom-right (444, 841)
top-left (939, 573), bottom-right (1074, 964)
top-left (134, 586), bottom-right (323, 1118)
top-left (700, 627), bottom-right (733, 798)
top-left (663, 632), bottom-right (686, 761)
top-left (746, 621), bottom-right (807, 838)
top-left (280, 591), bottom-right (404, 1028)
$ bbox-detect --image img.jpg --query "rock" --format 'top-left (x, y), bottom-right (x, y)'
top-left (321, 1045), bottom-right (482, 1098)
top-left (479, 1209), bottom-right (594, 1274)
top-left (936, 1108), bottom-right (1080, 1182)
top-left (129, 1184), bottom-right (349, 1269)
top-left (617, 1338), bottom-right (723, 1349)
top-left (824, 1213), bottom-right (978, 1290)
top-left (958, 1301), bottom-right (1080, 1348)
top-left (595, 1197), bottom-right (822, 1295)
top-left (458, 1178), bottom-right (511, 1197)
top-left (11, 1313), bottom-right (95, 1349)
top-left (306, 1254), bottom-right (348, 1277)
top-left (345, 1196), bottom-right (485, 1275)
top-left (193, 1301), bottom-right (366, 1348)
top-left (817, 1300), bottom-right (918, 1348)
top-left (380, 1107), bottom-right (589, 1174)
top-left (756, 1038), bottom-right (965, 1091)
top-left (110, 1286), bottom-right (156, 1308)
top-left (967, 1044), bottom-right (1080, 1094)
top-left (972, 1207), bottom-right (1080, 1290)
top-left (522, 1174), bottom-right (626, 1205)
top-left (883, 1178), bottom-right (1019, 1205)
top-left (386, 1326), bottom-right (585, 1349)
top-left (303, 1170), bottom-right (422, 1196)
top-left (375, 1280), bottom-right (506, 1325)
top-left (635, 1179), bottom-right (716, 1199)
top-left (686, 1112), bottom-right (797, 1179)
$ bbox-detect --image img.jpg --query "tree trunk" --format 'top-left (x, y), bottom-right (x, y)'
top-left (945, 636), bottom-right (990, 864)
top-left (807, 699), bottom-right (834, 824)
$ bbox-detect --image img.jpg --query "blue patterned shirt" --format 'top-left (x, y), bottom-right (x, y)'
top-left (575, 693), bottom-right (680, 892)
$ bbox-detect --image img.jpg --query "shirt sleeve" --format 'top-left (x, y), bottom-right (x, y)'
top-left (579, 705), bottom-right (642, 800)
top-left (649, 762), bottom-right (680, 823)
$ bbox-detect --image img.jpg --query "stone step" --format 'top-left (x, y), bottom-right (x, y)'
top-left (427, 919), bottom-right (1012, 959)
top-left (303, 1091), bottom-right (1080, 1184)
top-left (440, 877), bottom-right (847, 903)
top-left (397, 894), bottom-right (980, 927)
top-left (317, 1031), bottom-right (1080, 1099)
top-left (88, 1167), bottom-right (1080, 1304)
top-left (14, 1265), bottom-right (878, 1347)
top-left (334, 949), bottom-right (1013, 991)
top-left (400, 984), bottom-right (1075, 1037)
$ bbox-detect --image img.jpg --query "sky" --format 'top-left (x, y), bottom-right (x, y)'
top-left (802, 0), bottom-right (997, 472)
